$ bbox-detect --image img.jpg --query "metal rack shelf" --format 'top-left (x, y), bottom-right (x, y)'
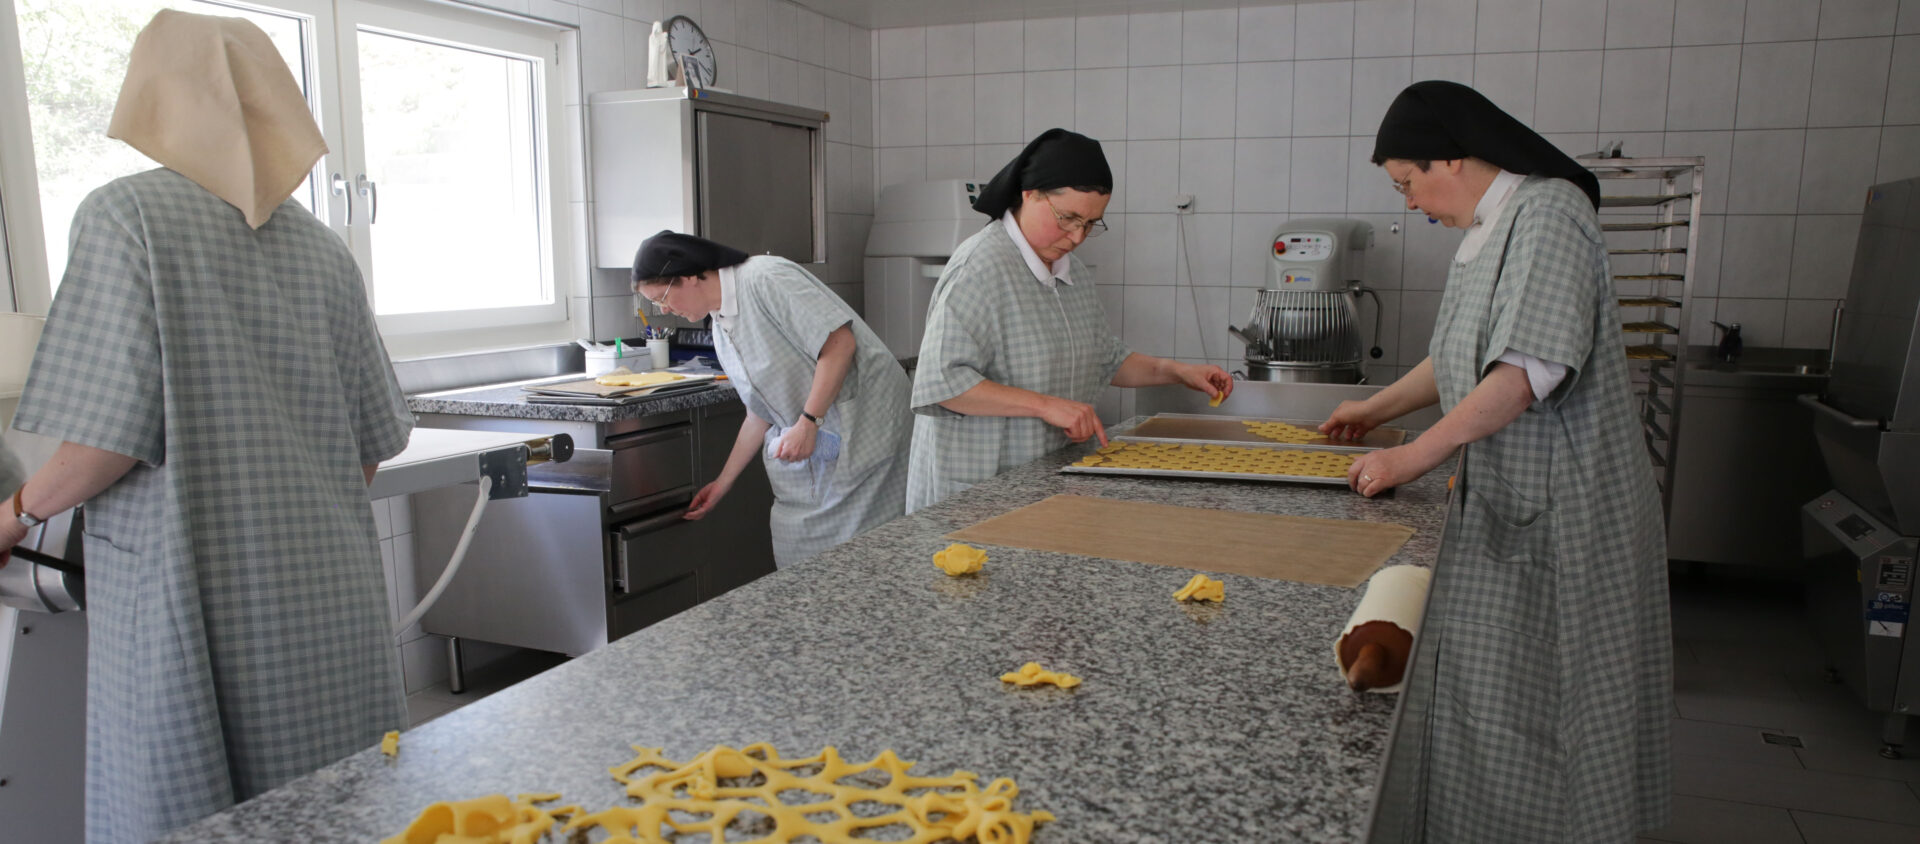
top-left (1589, 155), bottom-right (1705, 524)
top-left (1603, 220), bottom-right (1691, 231)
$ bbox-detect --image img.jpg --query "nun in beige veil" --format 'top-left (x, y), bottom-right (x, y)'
top-left (2, 11), bottom-right (413, 842)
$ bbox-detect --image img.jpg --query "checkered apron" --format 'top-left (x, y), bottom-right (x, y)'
top-left (711, 256), bottom-right (912, 567)
top-left (1374, 177), bottom-right (1672, 843)
top-left (12, 168), bottom-right (412, 843)
top-left (905, 221), bottom-right (1130, 512)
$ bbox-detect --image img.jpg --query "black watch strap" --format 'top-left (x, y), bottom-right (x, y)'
top-left (800, 410), bottom-right (822, 427)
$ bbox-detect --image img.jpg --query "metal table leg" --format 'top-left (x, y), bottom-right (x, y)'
top-left (446, 636), bottom-right (466, 695)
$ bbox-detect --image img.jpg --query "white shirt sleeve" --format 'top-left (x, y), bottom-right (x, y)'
top-left (1496, 349), bottom-right (1569, 403)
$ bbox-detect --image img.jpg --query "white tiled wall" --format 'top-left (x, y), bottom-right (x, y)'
top-left (868, 0), bottom-right (1920, 386)
top-left (371, 494), bottom-right (444, 695)
top-left (459, 0), bottom-right (876, 340)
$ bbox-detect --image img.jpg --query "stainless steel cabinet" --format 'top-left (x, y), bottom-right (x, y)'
top-left (589, 87), bottom-right (826, 267)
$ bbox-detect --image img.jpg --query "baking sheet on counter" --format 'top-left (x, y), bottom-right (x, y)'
top-left (947, 494), bottom-right (1414, 587)
top-left (1060, 438), bottom-right (1359, 486)
top-left (1124, 413), bottom-right (1406, 450)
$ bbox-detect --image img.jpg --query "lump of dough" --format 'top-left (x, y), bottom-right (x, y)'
top-left (933, 543), bottom-right (987, 576)
top-left (1174, 574), bottom-right (1225, 602)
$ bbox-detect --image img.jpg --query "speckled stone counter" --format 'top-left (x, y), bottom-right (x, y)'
top-left (407, 373), bottom-right (741, 423)
top-left (164, 419), bottom-right (1451, 843)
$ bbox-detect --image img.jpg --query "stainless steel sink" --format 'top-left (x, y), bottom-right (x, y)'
top-left (1681, 346), bottom-right (1832, 388)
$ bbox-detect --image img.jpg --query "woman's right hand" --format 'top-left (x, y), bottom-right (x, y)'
top-left (1040, 396), bottom-right (1109, 447)
top-left (1320, 399), bottom-right (1384, 442)
top-left (684, 480), bottom-right (731, 520)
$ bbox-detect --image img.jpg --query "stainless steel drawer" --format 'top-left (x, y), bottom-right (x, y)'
top-left (607, 422), bottom-right (694, 510)
top-left (611, 504), bottom-right (703, 595)
top-left (609, 572), bottom-right (698, 642)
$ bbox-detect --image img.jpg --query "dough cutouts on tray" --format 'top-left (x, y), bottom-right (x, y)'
top-left (1071, 442), bottom-right (1354, 479)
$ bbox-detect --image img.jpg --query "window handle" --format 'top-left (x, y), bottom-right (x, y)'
top-left (356, 175), bottom-right (378, 224)
top-left (331, 173), bottom-right (353, 224)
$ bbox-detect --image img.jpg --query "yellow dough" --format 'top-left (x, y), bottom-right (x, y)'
top-left (594, 371), bottom-right (685, 387)
top-left (381, 730), bottom-right (399, 758)
top-left (566, 744), bottom-right (1055, 844)
top-left (1240, 419), bottom-right (1322, 444)
top-left (1208, 392), bottom-right (1225, 408)
top-left (1000, 662), bottom-right (1082, 689)
top-left (1174, 574), bottom-right (1225, 603)
top-left (933, 542), bottom-right (987, 576)
top-left (382, 793), bottom-right (578, 844)
top-left (1071, 441), bottom-right (1354, 478)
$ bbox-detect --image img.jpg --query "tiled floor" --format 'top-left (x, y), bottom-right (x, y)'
top-left (1646, 572), bottom-right (1920, 844)
top-left (402, 573), bottom-right (1920, 843)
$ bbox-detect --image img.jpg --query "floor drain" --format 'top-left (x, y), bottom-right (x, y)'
top-left (1760, 732), bottom-right (1804, 748)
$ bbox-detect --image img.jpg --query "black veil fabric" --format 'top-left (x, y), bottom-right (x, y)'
top-left (971, 128), bottom-right (1114, 218)
top-left (631, 230), bottom-right (751, 283)
top-left (1373, 80), bottom-right (1601, 208)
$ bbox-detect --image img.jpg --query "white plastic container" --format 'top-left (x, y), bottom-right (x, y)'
top-left (584, 348), bottom-right (646, 376)
top-left (647, 338), bottom-right (670, 370)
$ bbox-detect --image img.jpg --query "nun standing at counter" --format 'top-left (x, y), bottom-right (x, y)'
top-left (1327, 82), bottom-right (1672, 843)
top-left (907, 129), bottom-right (1232, 512)
top-left (1, 13), bottom-right (413, 842)
top-left (632, 232), bottom-right (912, 568)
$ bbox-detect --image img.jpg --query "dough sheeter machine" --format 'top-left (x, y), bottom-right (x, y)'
top-left (0, 426), bottom-right (575, 841)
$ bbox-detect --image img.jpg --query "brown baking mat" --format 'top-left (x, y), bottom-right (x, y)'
top-left (945, 494), bottom-right (1414, 588)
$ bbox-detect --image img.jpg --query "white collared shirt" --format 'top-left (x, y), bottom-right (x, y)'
top-left (712, 265), bottom-right (742, 330)
top-left (1000, 210), bottom-right (1073, 287)
top-left (1454, 168), bottom-right (1568, 403)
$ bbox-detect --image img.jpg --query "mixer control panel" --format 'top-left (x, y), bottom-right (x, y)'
top-left (1273, 232), bottom-right (1335, 261)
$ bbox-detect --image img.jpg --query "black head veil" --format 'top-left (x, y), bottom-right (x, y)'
top-left (1373, 80), bottom-right (1601, 208)
top-left (631, 230), bottom-right (751, 284)
top-left (971, 128), bottom-right (1113, 218)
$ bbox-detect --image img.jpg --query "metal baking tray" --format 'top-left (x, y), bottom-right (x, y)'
top-left (1059, 438), bottom-right (1358, 486)
top-left (1121, 413), bottom-right (1405, 452)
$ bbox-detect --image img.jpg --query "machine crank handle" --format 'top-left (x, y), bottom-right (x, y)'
top-left (7, 546), bottom-right (82, 578)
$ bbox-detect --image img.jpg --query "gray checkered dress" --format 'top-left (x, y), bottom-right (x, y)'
top-left (1373, 177), bottom-right (1672, 843)
top-left (11, 169), bottom-right (413, 844)
top-left (711, 256), bottom-right (912, 567)
top-left (0, 442), bottom-right (22, 492)
top-left (906, 221), bottom-right (1130, 512)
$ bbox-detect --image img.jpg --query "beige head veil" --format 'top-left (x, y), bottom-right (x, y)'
top-left (107, 10), bottom-right (326, 229)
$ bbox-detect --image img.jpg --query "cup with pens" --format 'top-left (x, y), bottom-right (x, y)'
top-left (645, 326), bottom-right (672, 370)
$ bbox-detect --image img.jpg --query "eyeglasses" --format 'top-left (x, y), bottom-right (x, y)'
top-left (1043, 194), bottom-right (1108, 238)
top-left (639, 279), bottom-right (676, 310)
top-left (1388, 170), bottom-right (1415, 196)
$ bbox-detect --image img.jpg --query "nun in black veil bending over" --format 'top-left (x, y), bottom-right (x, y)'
top-left (1337, 82), bottom-right (1672, 844)
top-left (904, 129), bottom-right (1232, 511)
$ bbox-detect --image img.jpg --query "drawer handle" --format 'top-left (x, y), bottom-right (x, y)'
top-left (606, 423), bottom-right (692, 449)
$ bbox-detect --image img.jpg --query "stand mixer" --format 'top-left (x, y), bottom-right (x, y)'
top-left (1229, 218), bottom-right (1381, 383)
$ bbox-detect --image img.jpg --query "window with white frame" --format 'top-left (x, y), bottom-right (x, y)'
top-left (4, 0), bottom-right (574, 336)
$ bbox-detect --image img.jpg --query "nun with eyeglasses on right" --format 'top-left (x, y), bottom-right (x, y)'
top-left (1329, 81), bottom-right (1672, 844)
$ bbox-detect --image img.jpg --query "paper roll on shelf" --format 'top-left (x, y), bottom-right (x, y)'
top-left (1334, 565), bottom-right (1432, 693)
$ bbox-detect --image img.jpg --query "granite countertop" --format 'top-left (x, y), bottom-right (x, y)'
top-left (164, 419), bottom-right (1451, 843)
top-left (407, 372), bottom-right (741, 423)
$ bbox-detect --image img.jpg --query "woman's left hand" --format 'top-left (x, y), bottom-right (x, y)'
top-left (1177, 363), bottom-right (1233, 404)
top-left (1347, 441), bottom-right (1447, 498)
top-left (774, 420), bottom-right (819, 462)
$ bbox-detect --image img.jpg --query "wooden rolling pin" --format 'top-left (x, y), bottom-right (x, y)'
top-left (1334, 565), bottom-right (1432, 693)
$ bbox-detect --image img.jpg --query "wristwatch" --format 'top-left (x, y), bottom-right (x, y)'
top-left (799, 410), bottom-right (822, 427)
top-left (12, 486), bottom-right (44, 530)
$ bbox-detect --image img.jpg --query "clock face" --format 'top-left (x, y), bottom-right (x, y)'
top-left (665, 15), bottom-right (715, 88)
